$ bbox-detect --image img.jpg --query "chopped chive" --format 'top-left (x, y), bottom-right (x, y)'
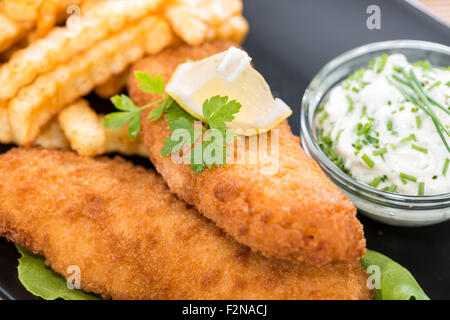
top-left (413, 60), bottom-right (432, 71)
top-left (367, 135), bottom-right (379, 145)
top-left (346, 95), bottom-right (354, 113)
top-left (335, 129), bottom-right (344, 143)
top-left (362, 154), bottom-right (375, 168)
top-left (353, 139), bottom-right (363, 150)
top-left (400, 134), bottom-right (416, 143)
top-left (382, 184), bottom-right (397, 193)
top-left (373, 148), bottom-right (387, 156)
top-left (443, 158), bottom-right (449, 176)
top-left (411, 144), bottom-right (428, 154)
top-left (370, 54), bottom-right (388, 73)
top-left (377, 55), bottom-right (388, 73)
top-left (416, 115), bottom-right (422, 129)
top-left (388, 74), bottom-right (450, 153)
top-left (418, 182), bottom-right (425, 196)
top-left (387, 119), bottom-right (393, 131)
top-left (400, 172), bottom-right (417, 182)
top-left (409, 69), bottom-right (450, 117)
top-left (361, 106), bottom-right (367, 118)
top-left (357, 122), bottom-right (372, 136)
top-left (427, 81), bottom-right (441, 91)
top-left (370, 177), bottom-right (382, 188)
top-left (318, 112), bottom-right (329, 124)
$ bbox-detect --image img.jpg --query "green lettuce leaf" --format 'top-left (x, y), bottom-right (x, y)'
top-left (361, 249), bottom-right (429, 300)
top-left (16, 245), bottom-right (100, 300)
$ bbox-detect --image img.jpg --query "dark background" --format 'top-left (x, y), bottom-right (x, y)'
top-left (1, 0), bottom-right (449, 300)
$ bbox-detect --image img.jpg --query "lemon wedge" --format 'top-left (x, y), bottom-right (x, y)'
top-left (165, 47), bottom-right (292, 136)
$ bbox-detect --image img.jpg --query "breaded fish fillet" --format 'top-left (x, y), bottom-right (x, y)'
top-left (0, 148), bottom-right (371, 300)
top-left (128, 41), bottom-right (366, 266)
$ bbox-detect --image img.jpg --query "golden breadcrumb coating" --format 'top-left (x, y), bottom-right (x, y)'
top-left (128, 41), bottom-right (366, 266)
top-left (0, 148), bottom-right (371, 300)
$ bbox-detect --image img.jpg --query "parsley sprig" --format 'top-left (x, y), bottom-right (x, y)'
top-left (156, 95), bottom-right (242, 173)
top-left (103, 71), bottom-right (242, 173)
top-left (102, 72), bottom-right (168, 139)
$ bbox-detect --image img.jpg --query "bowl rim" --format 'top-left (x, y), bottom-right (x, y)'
top-left (300, 40), bottom-right (450, 206)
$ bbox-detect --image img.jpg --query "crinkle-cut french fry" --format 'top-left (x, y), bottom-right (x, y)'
top-left (33, 117), bottom-right (69, 150)
top-left (0, 32), bottom-right (32, 62)
top-left (58, 99), bottom-right (148, 157)
top-left (165, 0), bottom-right (243, 27)
top-left (94, 9), bottom-right (172, 99)
top-left (141, 13), bottom-right (174, 55)
top-left (215, 15), bottom-right (249, 44)
top-left (2, 0), bottom-right (42, 24)
top-left (8, 16), bottom-right (172, 146)
top-left (0, 13), bottom-right (30, 53)
top-left (80, 0), bottom-right (101, 12)
top-left (55, 0), bottom-right (82, 23)
top-left (104, 123), bottom-right (149, 157)
top-left (0, 103), bottom-right (13, 144)
top-left (94, 69), bottom-right (129, 99)
top-left (58, 99), bottom-right (106, 156)
top-left (165, 7), bottom-right (208, 46)
top-left (164, 0), bottom-right (245, 45)
top-left (0, 0), bottom-right (163, 102)
top-left (36, 0), bottom-right (59, 38)
top-left (1, 103), bottom-right (69, 148)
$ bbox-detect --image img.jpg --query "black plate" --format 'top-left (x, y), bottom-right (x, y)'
top-left (1, 0), bottom-right (449, 300)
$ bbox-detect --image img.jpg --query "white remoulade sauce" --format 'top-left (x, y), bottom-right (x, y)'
top-left (316, 54), bottom-right (450, 196)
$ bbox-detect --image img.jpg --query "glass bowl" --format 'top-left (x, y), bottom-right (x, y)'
top-left (300, 40), bottom-right (450, 227)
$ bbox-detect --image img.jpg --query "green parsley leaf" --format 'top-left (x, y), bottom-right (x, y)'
top-left (128, 114), bottom-right (141, 139)
top-left (135, 71), bottom-right (165, 94)
top-left (203, 95), bottom-right (242, 130)
top-left (103, 94), bottom-right (142, 138)
top-left (188, 142), bottom-right (208, 173)
top-left (165, 100), bottom-right (196, 125)
top-left (161, 135), bottom-right (185, 157)
top-left (102, 112), bottom-right (136, 130)
top-left (161, 117), bottom-right (199, 157)
top-left (168, 118), bottom-right (196, 135)
top-left (104, 72), bottom-right (172, 140)
top-left (111, 94), bottom-right (139, 111)
top-left (159, 95), bottom-right (241, 174)
top-left (149, 104), bottom-right (166, 121)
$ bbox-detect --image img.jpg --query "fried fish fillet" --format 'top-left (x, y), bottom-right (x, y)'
top-left (0, 148), bottom-right (371, 300)
top-left (129, 41), bottom-right (366, 266)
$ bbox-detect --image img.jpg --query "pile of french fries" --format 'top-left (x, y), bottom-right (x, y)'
top-left (0, 0), bottom-right (248, 157)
